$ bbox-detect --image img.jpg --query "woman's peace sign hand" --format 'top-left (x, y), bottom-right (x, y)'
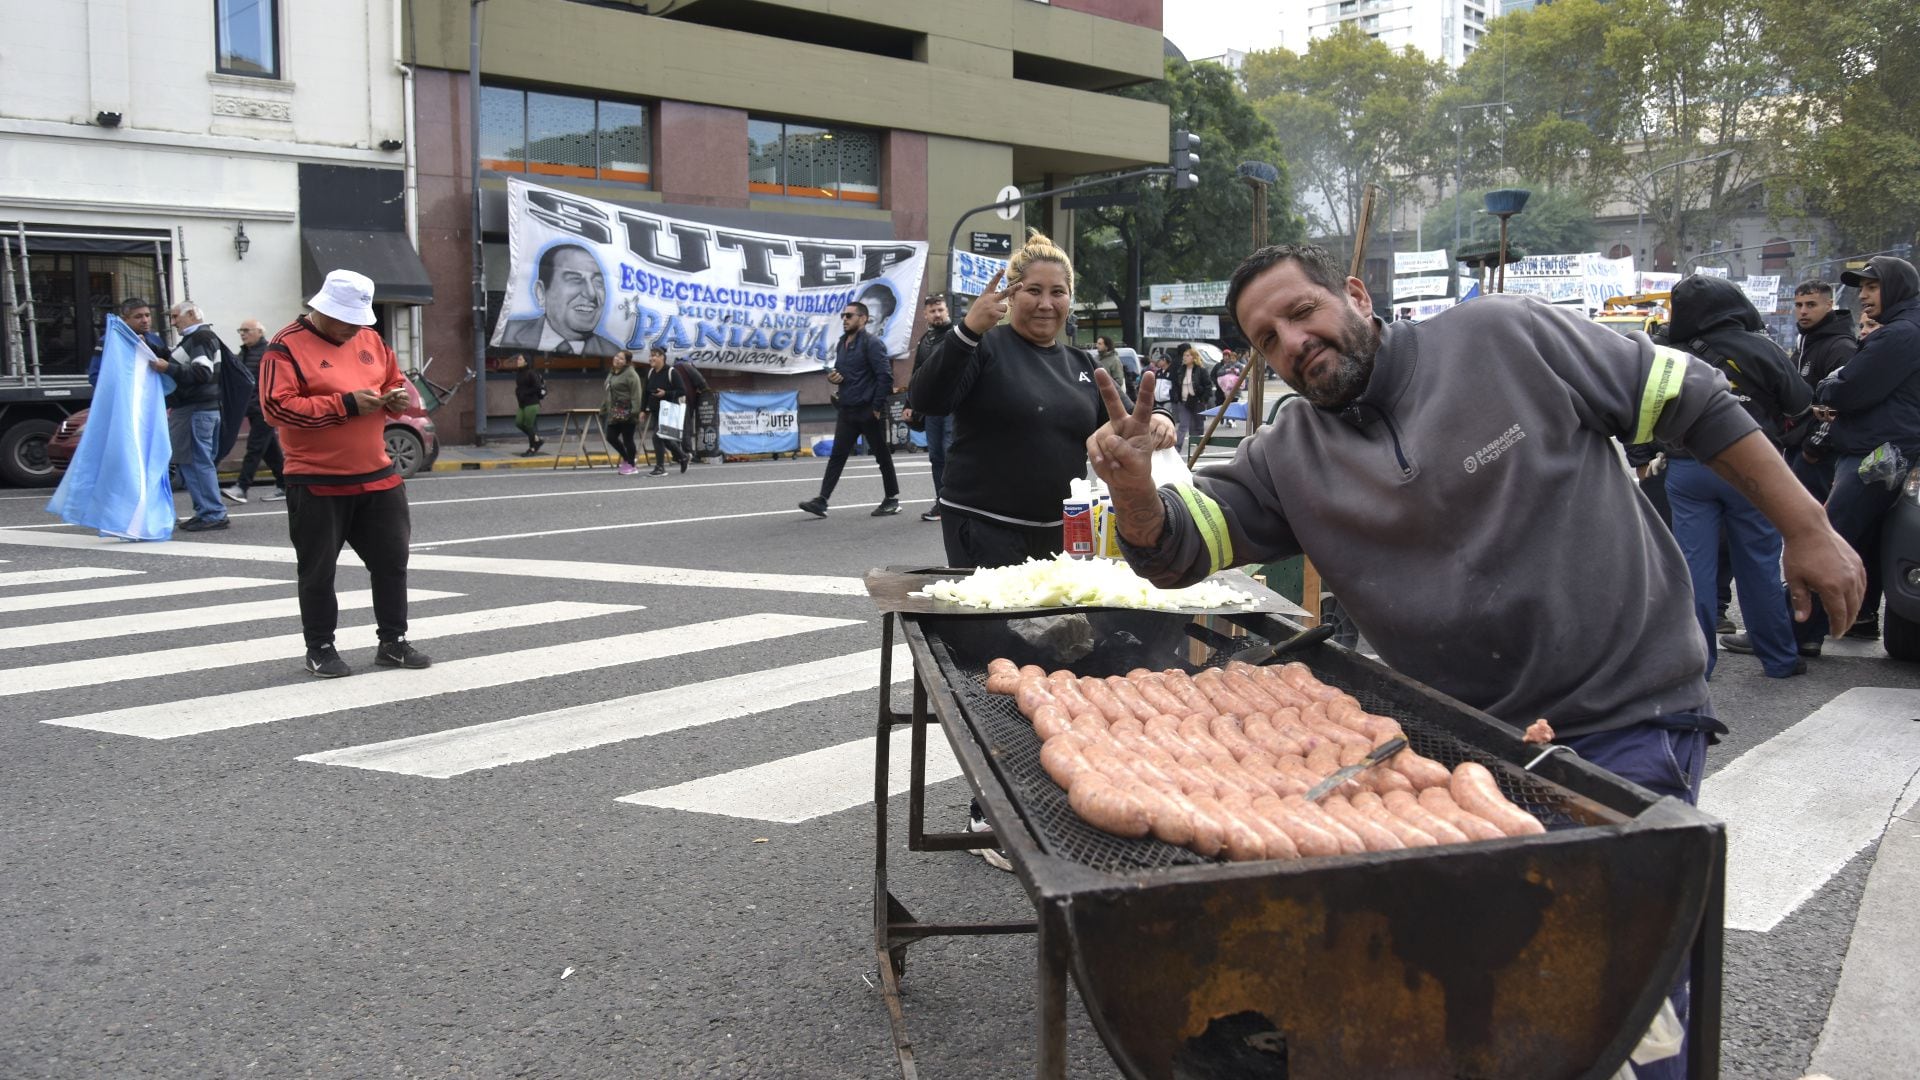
top-left (963, 267), bottom-right (1015, 336)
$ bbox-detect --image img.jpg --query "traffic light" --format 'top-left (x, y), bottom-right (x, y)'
top-left (1171, 129), bottom-right (1200, 190)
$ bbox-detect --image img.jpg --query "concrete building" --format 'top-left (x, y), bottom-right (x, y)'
top-left (403, 0), bottom-right (1170, 443)
top-left (0, 0), bottom-right (428, 380)
top-left (1303, 0), bottom-right (1492, 66)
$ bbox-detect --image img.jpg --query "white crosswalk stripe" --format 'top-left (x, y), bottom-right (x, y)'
top-left (44, 613), bottom-right (858, 739)
top-left (0, 575), bottom-right (283, 613)
top-left (0, 600), bottom-right (637, 697)
top-left (618, 725), bottom-right (958, 823)
top-left (0, 566), bottom-right (144, 588)
top-left (0, 588), bottom-right (463, 650)
top-left (301, 644), bottom-right (909, 778)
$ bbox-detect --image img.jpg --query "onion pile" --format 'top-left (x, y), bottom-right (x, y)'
top-left (915, 554), bottom-right (1257, 612)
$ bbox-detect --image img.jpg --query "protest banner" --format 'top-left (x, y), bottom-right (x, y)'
top-left (950, 250), bottom-right (1009, 298)
top-left (1393, 249), bottom-right (1452, 275)
top-left (1392, 275), bottom-right (1452, 300)
top-left (1741, 275), bottom-right (1782, 313)
top-left (1148, 280), bottom-right (1230, 310)
top-left (716, 390), bottom-right (800, 455)
top-left (1143, 311), bottom-right (1221, 338)
top-left (492, 178), bottom-right (927, 373)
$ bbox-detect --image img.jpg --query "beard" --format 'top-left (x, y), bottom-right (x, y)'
top-left (1282, 308), bottom-right (1379, 410)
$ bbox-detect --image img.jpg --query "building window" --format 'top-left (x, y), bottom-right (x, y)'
top-left (215, 0), bottom-right (279, 78)
top-left (748, 118), bottom-right (879, 204)
top-left (479, 85), bottom-right (652, 186)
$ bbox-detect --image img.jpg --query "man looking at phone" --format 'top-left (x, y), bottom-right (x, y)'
top-left (260, 269), bottom-right (432, 678)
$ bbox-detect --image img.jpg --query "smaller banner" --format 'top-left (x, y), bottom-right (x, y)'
top-left (1696, 266), bottom-right (1730, 278)
top-left (1392, 275), bottom-right (1452, 301)
top-left (695, 394), bottom-right (719, 459)
top-left (1638, 271), bottom-right (1682, 294)
top-left (1508, 253), bottom-right (1586, 278)
top-left (1393, 249), bottom-right (1452, 275)
top-left (1148, 280), bottom-right (1230, 310)
top-left (1741, 275), bottom-right (1781, 313)
top-left (716, 390), bottom-right (800, 455)
top-left (1143, 311), bottom-right (1221, 338)
top-left (950, 250), bottom-right (1009, 297)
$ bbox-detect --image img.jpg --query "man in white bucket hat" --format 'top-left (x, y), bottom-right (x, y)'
top-left (259, 269), bottom-right (432, 678)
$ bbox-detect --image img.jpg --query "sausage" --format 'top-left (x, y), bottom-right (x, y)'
top-left (1105, 714), bottom-right (1146, 741)
top-left (1124, 775), bottom-right (1196, 847)
top-left (1251, 795), bottom-right (1344, 858)
top-left (1236, 751), bottom-right (1306, 798)
top-left (1039, 736), bottom-right (1092, 788)
top-left (1305, 739), bottom-right (1344, 776)
top-left (1209, 714), bottom-right (1263, 761)
top-left (1351, 791), bottom-right (1437, 847)
top-left (1193, 669), bottom-right (1260, 716)
top-left (1014, 679), bottom-right (1060, 721)
top-left (1216, 790), bottom-right (1298, 860)
top-left (1130, 673), bottom-right (1191, 717)
top-left (1018, 664), bottom-right (1046, 682)
top-left (1200, 754), bottom-right (1272, 799)
top-left (1177, 715), bottom-right (1235, 760)
top-left (1220, 667), bottom-right (1289, 713)
top-left (1104, 676), bottom-right (1161, 722)
top-left (1205, 792), bottom-right (1271, 862)
top-left (1389, 749), bottom-right (1453, 791)
top-left (1318, 794), bottom-right (1405, 852)
top-left (1280, 795), bottom-right (1366, 855)
top-left (1241, 712), bottom-right (1307, 758)
top-left (1030, 703), bottom-right (1073, 741)
top-left (984, 671), bottom-right (1021, 695)
top-left (1078, 676), bottom-right (1132, 725)
top-left (1326, 696), bottom-right (1405, 744)
top-left (1277, 662), bottom-right (1342, 701)
top-left (1157, 670), bottom-right (1218, 717)
top-left (1275, 753), bottom-right (1353, 799)
top-left (1044, 673), bottom-right (1097, 718)
top-left (1180, 792), bottom-right (1233, 858)
top-left (1247, 666), bottom-right (1315, 709)
top-left (1450, 762), bottom-right (1546, 836)
top-left (1383, 789), bottom-right (1470, 845)
top-left (1300, 703), bottom-right (1371, 749)
top-left (1142, 715), bottom-right (1197, 761)
top-left (1417, 786), bottom-right (1508, 843)
top-left (1067, 774), bottom-right (1152, 838)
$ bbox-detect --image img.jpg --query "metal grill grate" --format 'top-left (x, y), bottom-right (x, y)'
top-left (927, 632), bottom-right (1589, 877)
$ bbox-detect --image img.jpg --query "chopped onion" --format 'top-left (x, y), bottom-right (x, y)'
top-left (913, 554), bottom-right (1256, 611)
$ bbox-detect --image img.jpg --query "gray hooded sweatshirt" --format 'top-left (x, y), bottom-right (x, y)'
top-left (1122, 294), bottom-right (1757, 737)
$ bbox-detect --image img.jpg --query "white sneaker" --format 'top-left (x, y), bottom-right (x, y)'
top-left (262, 488), bottom-right (287, 502)
top-left (220, 485), bottom-right (247, 504)
top-left (968, 812), bottom-right (1013, 872)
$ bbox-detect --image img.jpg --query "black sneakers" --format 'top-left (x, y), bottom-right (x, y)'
top-left (375, 638), bottom-right (433, 669)
top-left (305, 645), bottom-right (351, 678)
top-left (920, 508), bottom-right (941, 522)
top-left (871, 498), bottom-right (901, 517)
top-left (797, 497), bottom-right (828, 518)
top-left (1845, 616), bottom-right (1881, 641)
top-left (179, 517), bottom-right (230, 532)
top-left (1721, 632), bottom-right (1821, 658)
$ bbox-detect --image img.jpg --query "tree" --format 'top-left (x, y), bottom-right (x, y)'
top-left (1241, 27), bottom-right (1448, 260)
top-left (1420, 187), bottom-right (1600, 258)
top-left (1072, 58), bottom-right (1303, 346)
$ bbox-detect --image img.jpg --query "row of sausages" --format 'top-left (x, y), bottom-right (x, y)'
top-left (985, 657), bottom-right (1545, 862)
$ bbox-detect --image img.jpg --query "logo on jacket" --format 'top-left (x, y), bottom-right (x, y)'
top-left (1465, 423), bottom-right (1526, 474)
top-left (358, 348), bottom-right (376, 366)
top-left (1078, 372), bottom-right (1091, 383)
top-left (319, 359), bottom-right (333, 368)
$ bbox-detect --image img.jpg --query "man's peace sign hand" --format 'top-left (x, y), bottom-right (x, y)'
top-left (1086, 368), bottom-right (1175, 548)
top-left (963, 267), bottom-right (1015, 337)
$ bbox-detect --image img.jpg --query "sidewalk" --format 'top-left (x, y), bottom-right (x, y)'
top-left (1806, 792), bottom-right (1920, 1079)
top-left (426, 439), bottom-right (803, 473)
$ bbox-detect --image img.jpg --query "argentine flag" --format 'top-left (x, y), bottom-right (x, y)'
top-left (46, 315), bottom-right (177, 541)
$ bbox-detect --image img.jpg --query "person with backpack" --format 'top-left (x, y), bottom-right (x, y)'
top-left (673, 355), bottom-right (710, 462)
top-left (642, 346), bottom-right (689, 475)
top-left (149, 300), bottom-right (231, 531)
top-left (1663, 274), bottom-right (1813, 677)
top-left (511, 355), bottom-right (546, 456)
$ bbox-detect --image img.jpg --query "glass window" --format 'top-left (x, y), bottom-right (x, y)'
top-left (527, 92), bottom-right (597, 178)
top-left (215, 0), bottom-right (279, 78)
top-left (478, 84), bottom-right (650, 187)
top-left (747, 118), bottom-right (882, 204)
top-left (598, 101), bottom-right (650, 184)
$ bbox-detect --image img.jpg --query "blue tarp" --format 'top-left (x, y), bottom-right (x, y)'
top-left (46, 315), bottom-right (176, 541)
top-left (716, 391), bottom-right (800, 455)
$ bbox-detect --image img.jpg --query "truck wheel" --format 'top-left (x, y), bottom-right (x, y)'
top-left (1884, 608), bottom-right (1920, 662)
top-left (0, 418), bottom-right (59, 487)
top-left (385, 427), bottom-right (425, 479)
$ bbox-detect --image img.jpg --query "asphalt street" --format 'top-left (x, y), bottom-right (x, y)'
top-left (2, 453), bottom-right (1916, 1079)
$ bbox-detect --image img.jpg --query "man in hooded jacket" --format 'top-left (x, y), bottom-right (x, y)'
top-left (1664, 275), bottom-right (1812, 677)
top-left (1797, 255), bottom-right (1920, 647)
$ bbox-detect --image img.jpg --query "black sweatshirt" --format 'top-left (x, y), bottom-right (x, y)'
top-left (909, 322), bottom-right (1134, 526)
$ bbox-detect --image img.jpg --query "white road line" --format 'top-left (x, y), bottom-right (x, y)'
top-left (301, 643), bottom-right (907, 778)
top-left (0, 567), bottom-right (144, 588)
top-left (0, 530), bottom-right (868, 596)
top-left (46, 613), bottom-right (858, 740)
top-left (0, 600), bottom-right (635, 697)
top-left (1701, 687), bottom-right (1920, 933)
top-left (0, 588), bottom-right (461, 651)
top-left (408, 498), bottom-right (935, 549)
top-left (0, 575), bottom-right (284, 614)
top-left (617, 726), bottom-right (959, 823)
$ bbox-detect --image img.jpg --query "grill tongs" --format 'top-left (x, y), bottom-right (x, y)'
top-left (1305, 736), bottom-right (1409, 802)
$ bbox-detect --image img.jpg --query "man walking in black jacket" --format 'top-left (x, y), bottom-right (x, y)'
top-left (223, 318), bottom-right (285, 503)
top-left (799, 300), bottom-right (901, 518)
top-left (152, 301), bottom-right (230, 531)
top-left (902, 294), bottom-right (953, 521)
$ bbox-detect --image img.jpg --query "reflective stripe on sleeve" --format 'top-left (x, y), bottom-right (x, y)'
top-left (1634, 345), bottom-right (1688, 444)
top-left (1173, 485), bottom-right (1232, 576)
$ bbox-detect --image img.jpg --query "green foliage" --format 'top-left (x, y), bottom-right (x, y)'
top-left (1420, 188), bottom-right (1601, 257)
top-left (1072, 59), bottom-right (1304, 330)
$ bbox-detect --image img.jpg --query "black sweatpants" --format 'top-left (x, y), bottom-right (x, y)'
top-left (237, 404), bottom-right (283, 492)
top-left (606, 419), bottom-right (639, 466)
top-left (940, 511), bottom-right (1062, 569)
top-left (817, 406), bottom-right (897, 502)
top-left (286, 484), bottom-right (411, 648)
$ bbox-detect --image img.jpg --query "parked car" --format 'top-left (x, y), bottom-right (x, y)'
top-left (45, 382), bottom-right (439, 481)
top-left (1882, 466), bottom-right (1920, 661)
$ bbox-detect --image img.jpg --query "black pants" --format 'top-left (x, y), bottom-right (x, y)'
top-left (237, 404), bottom-right (283, 492)
top-left (606, 419), bottom-right (639, 466)
top-left (941, 512), bottom-right (1062, 569)
top-left (286, 484), bottom-right (411, 648)
top-left (647, 410), bottom-right (686, 466)
top-left (818, 406), bottom-right (897, 502)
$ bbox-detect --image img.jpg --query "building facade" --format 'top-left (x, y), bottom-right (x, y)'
top-left (0, 0), bottom-right (429, 382)
top-left (404, 0), bottom-right (1169, 442)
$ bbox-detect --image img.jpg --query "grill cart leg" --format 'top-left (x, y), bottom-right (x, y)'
top-left (1036, 901), bottom-right (1070, 1080)
top-left (1687, 833), bottom-right (1725, 1079)
top-left (874, 613), bottom-right (922, 1079)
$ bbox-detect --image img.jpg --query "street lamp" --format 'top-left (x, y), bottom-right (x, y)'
top-left (1484, 188), bottom-right (1530, 292)
top-left (1635, 149), bottom-right (1734, 272)
top-left (1452, 101), bottom-right (1509, 257)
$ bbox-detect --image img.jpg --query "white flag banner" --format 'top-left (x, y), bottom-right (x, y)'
top-left (1742, 275), bottom-right (1782, 313)
top-left (1696, 266), bottom-right (1731, 278)
top-left (1394, 249), bottom-right (1452, 275)
top-left (1143, 311), bottom-right (1221, 338)
top-left (1148, 280), bottom-right (1230, 310)
top-left (493, 178), bottom-right (928, 372)
top-left (1392, 275), bottom-right (1452, 301)
top-left (950, 250), bottom-right (1009, 297)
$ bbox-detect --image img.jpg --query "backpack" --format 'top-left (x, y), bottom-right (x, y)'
top-left (675, 360), bottom-right (709, 394)
top-left (212, 337), bottom-right (256, 462)
top-left (1688, 333), bottom-right (1810, 447)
